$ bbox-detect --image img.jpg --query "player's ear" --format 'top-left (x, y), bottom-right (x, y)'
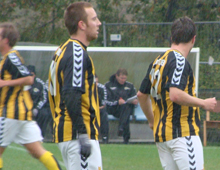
top-left (4, 37), bottom-right (9, 45)
top-left (192, 35), bottom-right (196, 44)
top-left (78, 20), bottom-right (86, 31)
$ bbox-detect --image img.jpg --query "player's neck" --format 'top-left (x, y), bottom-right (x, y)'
top-left (170, 43), bottom-right (192, 58)
top-left (70, 33), bottom-right (90, 47)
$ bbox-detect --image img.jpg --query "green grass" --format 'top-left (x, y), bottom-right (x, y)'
top-left (2, 143), bottom-right (220, 170)
top-left (101, 144), bottom-right (161, 170)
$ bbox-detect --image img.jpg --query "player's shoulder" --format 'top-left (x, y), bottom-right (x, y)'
top-left (73, 41), bottom-right (83, 50)
top-left (98, 83), bottom-right (105, 88)
top-left (164, 50), bottom-right (186, 67)
top-left (105, 81), bottom-right (110, 86)
top-left (173, 50), bottom-right (185, 59)
top-left (125, 80), bottom-right (134, 86)
top-left (168, 50), bottom-right (185, 60)
top-left (8, 50), bottom-right (19, 59)
top-left (62, 40), bottom-right (86, 56)
top-left (72, 40), bottom-right (88, 54)
top-left (105, 81), bottom-right (115, 90)
top-left (7, 50), bottom-right (23, 65)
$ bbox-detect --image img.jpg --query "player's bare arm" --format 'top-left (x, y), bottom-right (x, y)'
top-left (137, 91), bottom-right (154, 129)
top-left (0, 76), bottom-right (34, 88)
top-left (170, 87), bottom-right (216, 111)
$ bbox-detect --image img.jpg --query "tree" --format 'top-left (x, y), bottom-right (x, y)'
top-left (0, 0), bottom-right (71, 44)
top-left (92, 0), bottom-right (127, 46)
top-left (0, 0), bottom-right (127, 46)
top-left (127, 0), bottom-right (220, 22)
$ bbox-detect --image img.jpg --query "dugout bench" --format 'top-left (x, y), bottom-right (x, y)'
top-left (107, 104), bottom-right (154, 143)
top-left (203, 110), bottom-right (220, 146)
top-left (107, 104), bottom-right (147, 121)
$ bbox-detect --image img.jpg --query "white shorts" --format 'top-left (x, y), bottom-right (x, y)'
top-left (58, 139), bottom-right (102, 170)
top-left (0, 117), bottom-right (43, 146)
top-left (156, 136), bottom-right (204, 170)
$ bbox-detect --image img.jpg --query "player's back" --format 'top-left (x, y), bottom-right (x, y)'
top-left (148, 49), bottom-right (199, 142)
top-left (0, 50), bottom-right (33, 120)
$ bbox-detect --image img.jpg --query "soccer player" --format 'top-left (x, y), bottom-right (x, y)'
top-left (137, 16), bottom-right (217, 170)
top-left (48, 2), bottom-right (102, 170)
top-left (0, 22), bottom-right (62, 170)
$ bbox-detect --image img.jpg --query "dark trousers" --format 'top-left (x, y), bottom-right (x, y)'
top-left (36, 106), bottom-right (53, 138)
top-left (100, 108), bottom-right (109, 140)
top-left (107, 104), bottom-right (134, 143)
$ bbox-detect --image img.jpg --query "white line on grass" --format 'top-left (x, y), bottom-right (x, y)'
top-left (8, 145), bottom-right (66, 168)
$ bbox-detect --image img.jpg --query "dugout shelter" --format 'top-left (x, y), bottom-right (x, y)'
top-left (14, 45), bottom-right (200, 142)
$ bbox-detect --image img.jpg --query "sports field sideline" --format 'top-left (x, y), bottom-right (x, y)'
top-left (2, 143), bottom-right (220, 170)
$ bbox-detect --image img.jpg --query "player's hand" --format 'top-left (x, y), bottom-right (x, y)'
top-left (149, 122), bottom-right (153, 130)
top-left (32, 108), bottom-right (38, 117)
top-left (78, 134), bottom-right (91, 158)
top-left (132, 99), bottom-right (139, 105)
top-left (203, 97), bottom-right (217, 112)
top-left (118, 98), bottom-right (126, 105)
top-left (148, 119), bottom-right (154, 130)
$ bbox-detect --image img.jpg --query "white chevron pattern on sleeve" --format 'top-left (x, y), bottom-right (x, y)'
top-left (72, 42), bottom-right (83, 87)
top-left (171, 51), bottom-right (185, 85)
top-left (8, 53), bottom-right (30, 76)
top-left (98, 83), bottom-right (107, 105)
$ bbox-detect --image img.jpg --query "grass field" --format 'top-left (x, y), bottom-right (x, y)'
top-left (2, 143), bottom-right (220, 170)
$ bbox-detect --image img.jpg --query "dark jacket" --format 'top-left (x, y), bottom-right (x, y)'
top-left (29, 77), bottom-right (47, 111)
top-left (97, 83), bottom-right (107, 107)
top-left (105, 74), bottom-right (137, 107)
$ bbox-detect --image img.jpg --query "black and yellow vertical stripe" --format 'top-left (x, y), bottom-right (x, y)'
top-left (0, 50), bottom-right (33, 120)
top-left (48, 39), bottom-right (100, 143)
top-left (140, 49), bottom-right (200, 142)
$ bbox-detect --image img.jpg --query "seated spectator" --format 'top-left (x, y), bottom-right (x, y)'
top-left (95, 74), bottom-right (109, 144)
top-left (105, 68), bottom-right (138, 144)
top-left (27, 65), bottom-right (53, 138)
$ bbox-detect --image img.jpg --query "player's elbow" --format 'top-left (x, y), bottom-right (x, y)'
top-left (169, 87), bottom-right (182, 103)
top-left (169, 93), bottom-right (181, 103)
top-left (137, 91), bottom-right (143, 100)
top-left (137, 91), bottom-right (149, 102)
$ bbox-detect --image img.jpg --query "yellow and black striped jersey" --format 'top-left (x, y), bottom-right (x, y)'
top-left (0, 50), bottom-right (33, 120)
top-left (48, 39), bottom-right (100, 143)
top-left (139, 49), bottom-right (200, 142)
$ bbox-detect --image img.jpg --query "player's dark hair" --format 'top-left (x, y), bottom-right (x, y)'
top-left (116, 68), bottom-right (128, 76)
top-left (171, 16), bottom-right (196, 45)
top-left (64, 2), bottom-right (93, 35)
top-left (0, 22), bottom-right (19, 47)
